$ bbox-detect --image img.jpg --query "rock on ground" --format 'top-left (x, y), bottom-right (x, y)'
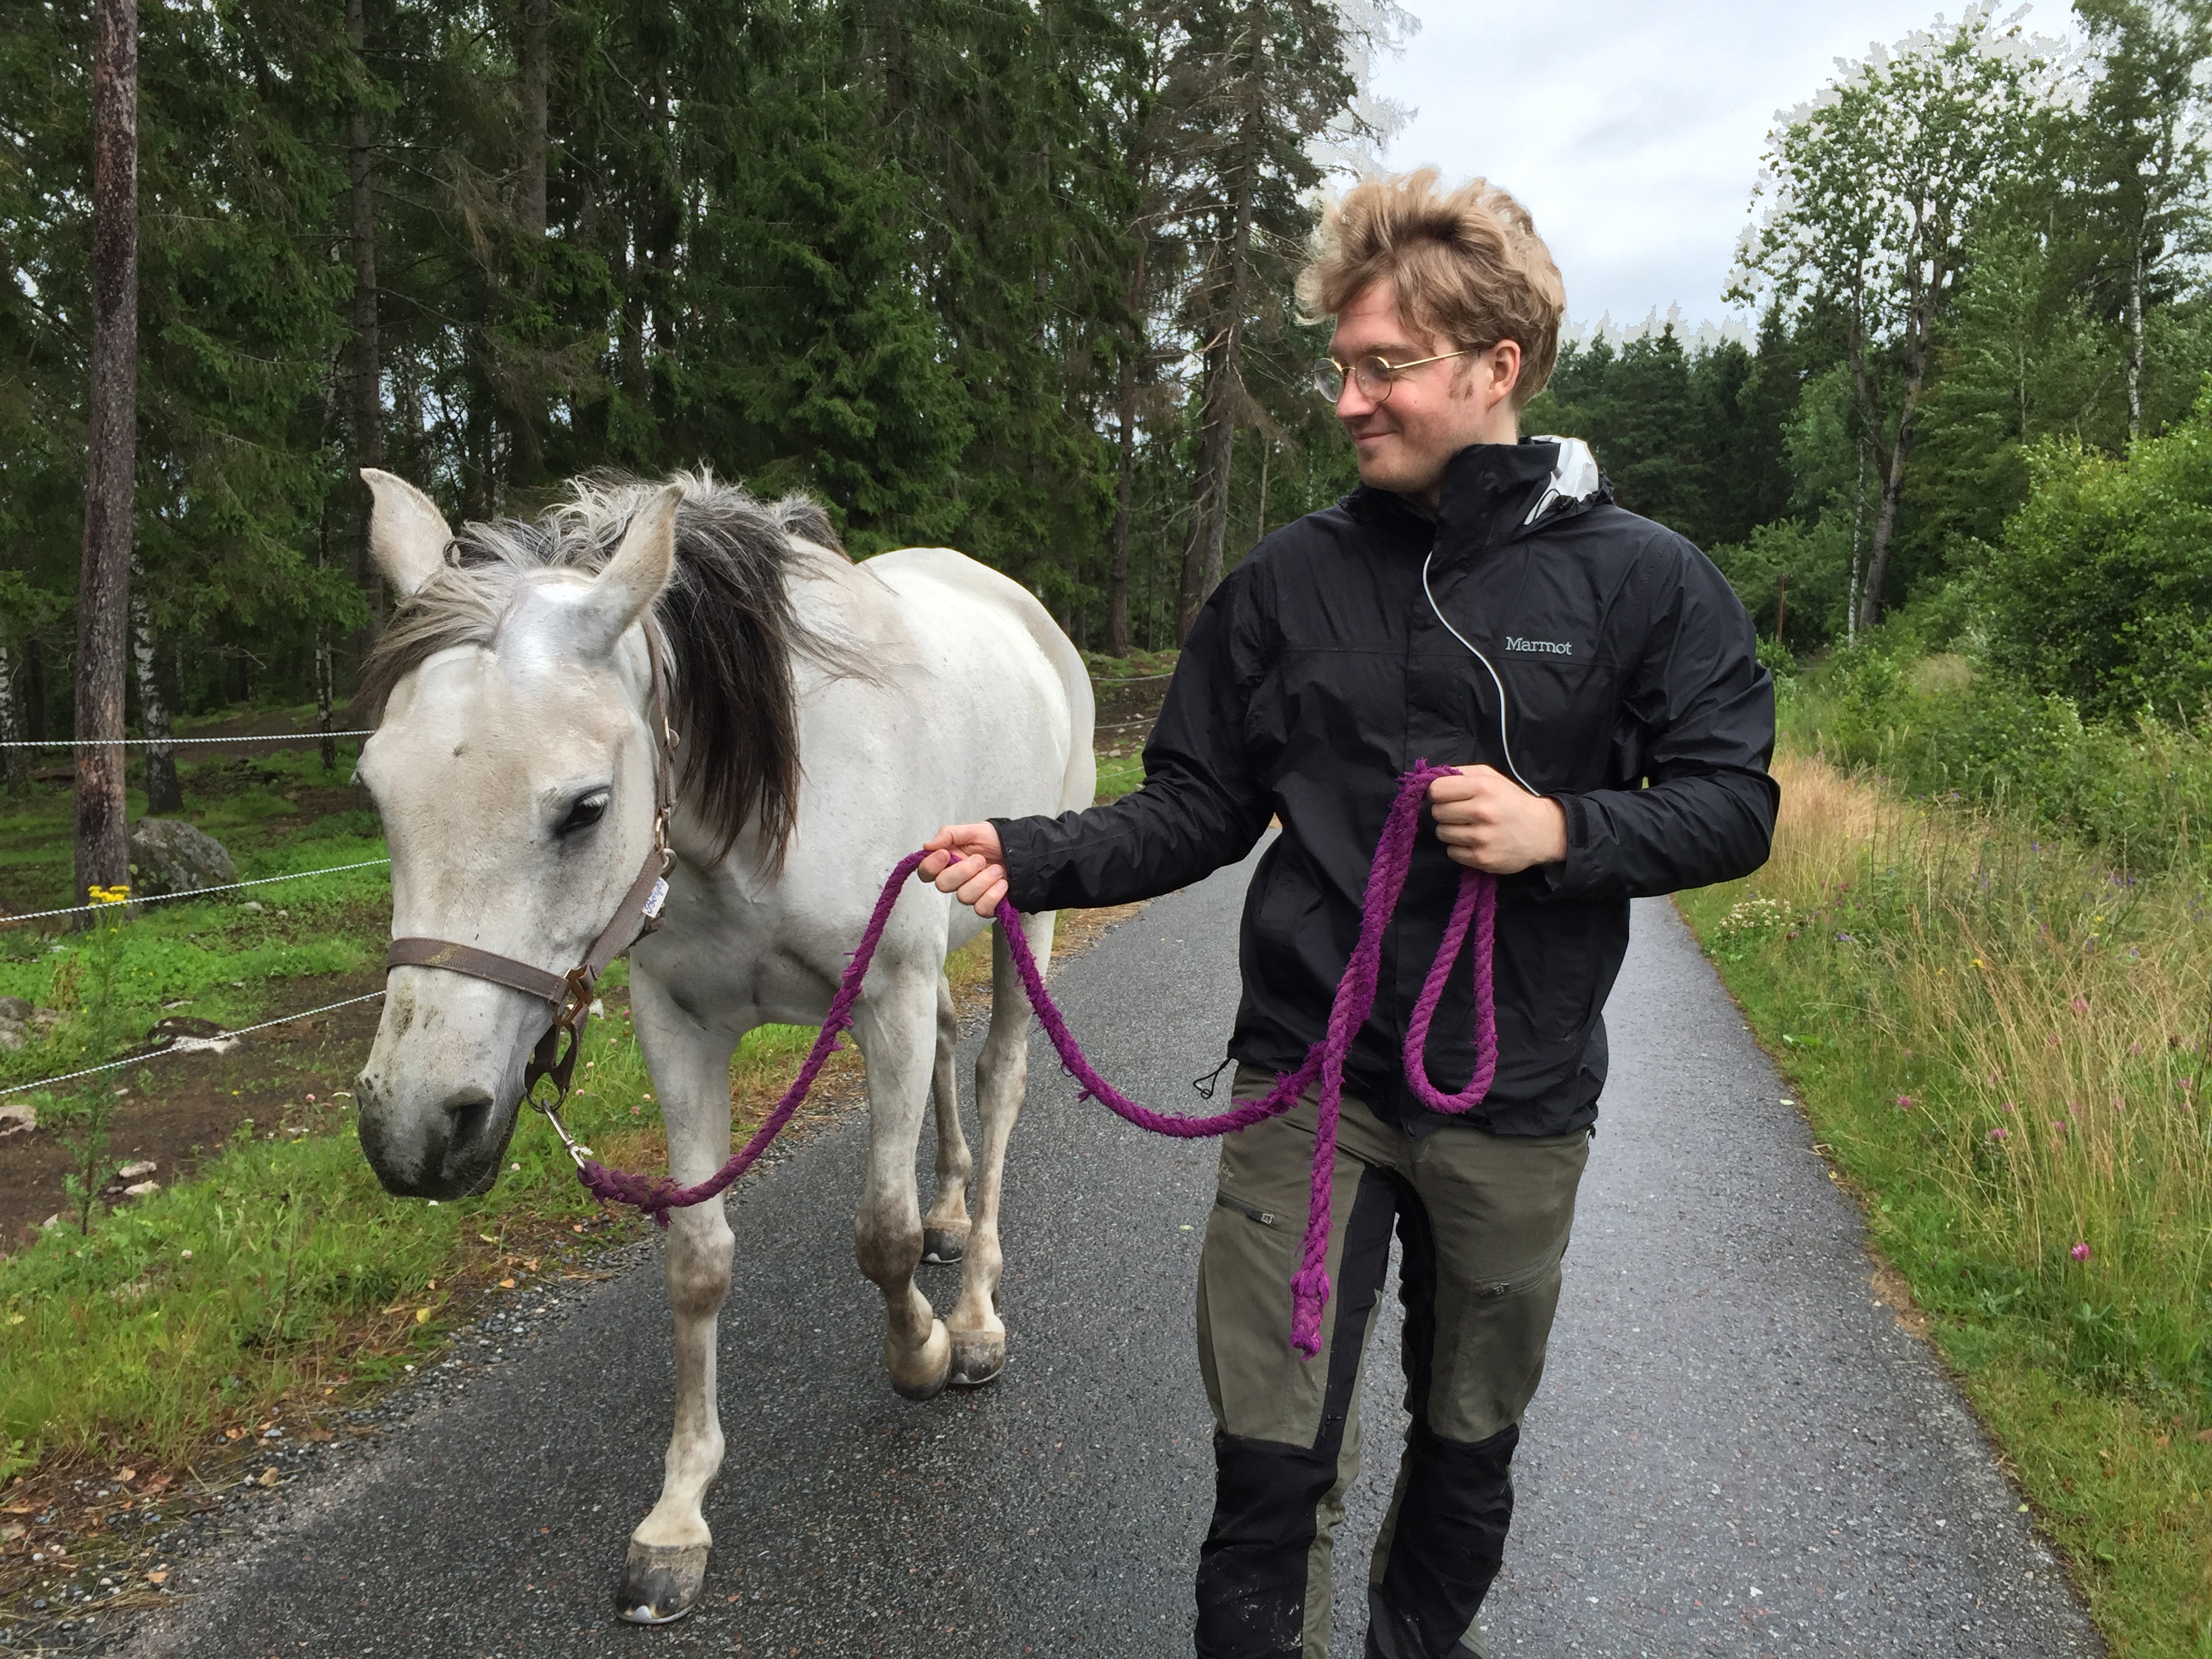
top-left (127, 819), bottom-right (237, 899)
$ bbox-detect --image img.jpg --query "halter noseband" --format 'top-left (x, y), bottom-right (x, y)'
top-left (382, 622), bottom-right (678, 1163)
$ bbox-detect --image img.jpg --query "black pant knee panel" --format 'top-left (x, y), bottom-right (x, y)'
top-left (1195, 1432), bottom-right (1339, 1658)
top-left (1368, 1421), bottom-right (1518, 1658)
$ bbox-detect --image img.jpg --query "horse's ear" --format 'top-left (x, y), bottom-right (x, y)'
top-left (361, 469), bottom-right (453, 598)
top-left (575, 483), bottom-right (682, 655)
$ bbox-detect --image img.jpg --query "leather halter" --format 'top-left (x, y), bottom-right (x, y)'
top-left (383, 622), bottom-right (678, 1158)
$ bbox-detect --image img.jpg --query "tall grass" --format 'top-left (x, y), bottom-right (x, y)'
top-left (1702, 751), bottom-right (2211, 1403)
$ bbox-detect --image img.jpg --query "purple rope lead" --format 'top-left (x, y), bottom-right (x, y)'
top-left (579, 763), bottom-right (1499, 1361)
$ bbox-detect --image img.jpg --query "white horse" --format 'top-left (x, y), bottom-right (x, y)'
top-left (348, 468), bottom-right (1091, 1623)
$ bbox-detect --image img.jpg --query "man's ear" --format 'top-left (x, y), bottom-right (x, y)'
top-left (361, 469), bottom-right (453, 598)
top-left (1481, 340), bottom-right (1523, 413)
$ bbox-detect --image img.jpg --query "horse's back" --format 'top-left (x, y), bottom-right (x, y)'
top-left (859, 546), bottom-right (1095, 815)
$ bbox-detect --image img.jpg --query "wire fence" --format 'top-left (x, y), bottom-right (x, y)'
top-left (1, 731), bottom-right (374, 750)
top-left (0, 990), bottom-right (388, 1099)
top-left (1, 858), bottom-right (393, 928)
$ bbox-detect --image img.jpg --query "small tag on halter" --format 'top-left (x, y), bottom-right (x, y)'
top-left (642, 877), bottom-right (669, 921)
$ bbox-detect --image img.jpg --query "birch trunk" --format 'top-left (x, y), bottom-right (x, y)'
top-left (2128, 239), bottom-right (2146, 443)
top-left (131, 584), bottom-right (178, 813)
top-left (1107, 354), bottom-right (1136, 657)
top-left (0, 637), bottom-right (25, 795)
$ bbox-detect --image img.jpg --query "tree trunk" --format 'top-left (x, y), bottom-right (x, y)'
top-left (0, 636), bottom-right (26, 794)
top-left (75, 0), bottom-right (137, 916)
top-left (518, 0), bottom-right (549, 242)
top-left (1176, 9), bottom-right (1263, 644)
top-left (1254, 434), bottom-right (1270, 542)
top-left (1107, 354), bottom-right (1136, 657)
top-left (2127, 237), bottom-right (2146, 443)
top-left (1847, 438), bottom-right (1866, 647)
top-left (26, 637), bottom-right (47, 743)
top-left (346, 0), bottom-right (384, 642)
top-left (1858, 438), bottom-right (1910, 636)
top-left (512, 0), bottom-right (550, 484)
top-left (130, 583), bottom-right (178, 813)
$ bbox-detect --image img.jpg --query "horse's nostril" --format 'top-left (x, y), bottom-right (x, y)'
top-left (445, 1088), bottom-right (495, 1153)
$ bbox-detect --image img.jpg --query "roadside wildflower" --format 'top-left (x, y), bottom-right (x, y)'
top-left (1895, 1094), bottom-right (1914, 1111)
top-left (2070, 997), bottom-right (2090, 1015)
top-left (1988, 1125), bottom-right (2009, 1142)
top-left (2070, 1242), bottom-right (2092, 1263)
top-left (2001, 1101), bottom-right (2016, 1113)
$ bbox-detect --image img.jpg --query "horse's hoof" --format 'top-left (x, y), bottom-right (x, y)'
top-left (614, 1540), bottom-right (709, 1625)
top-left (920, 1227), bottom-right (967, 1266)
top-left (947, 1328), bottom-right (1006, 1389)
top-left (888, 1317), bottom-right (951, 1401)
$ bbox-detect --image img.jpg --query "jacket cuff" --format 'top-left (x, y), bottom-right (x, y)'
top-left (990, 815), bottom-right (1048, 912)
top-left (1534, 794), bottom-right (1589, 899)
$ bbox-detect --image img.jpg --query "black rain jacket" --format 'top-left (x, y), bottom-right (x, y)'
top-left (997, 439), bottom-right (1778, 1136)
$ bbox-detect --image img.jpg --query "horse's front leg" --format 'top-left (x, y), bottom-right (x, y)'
top-left (851, 961), bottom-right (951, 1399)
top-left (615, 979), bottom-right (739, 1625)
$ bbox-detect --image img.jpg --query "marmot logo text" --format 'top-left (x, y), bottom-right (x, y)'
top-left (1504, 636), bottom-right (1573, 656)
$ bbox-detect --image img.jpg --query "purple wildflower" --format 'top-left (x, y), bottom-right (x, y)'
top-left (2070, 1242), bottom-right (2092, 1263)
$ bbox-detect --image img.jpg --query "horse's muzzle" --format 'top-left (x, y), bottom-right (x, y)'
top-left (354, 1071), bottom-right (514, 1199)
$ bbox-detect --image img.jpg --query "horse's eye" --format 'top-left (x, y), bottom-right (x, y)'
top-left (558, 791), bottom-right (610, 836)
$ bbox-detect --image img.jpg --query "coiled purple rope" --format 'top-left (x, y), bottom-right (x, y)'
top-left (579, 762), bottom-right (1498, 1359)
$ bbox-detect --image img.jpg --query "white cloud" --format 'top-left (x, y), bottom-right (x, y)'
top-left (1371, 1), bottom-right (2076, 333)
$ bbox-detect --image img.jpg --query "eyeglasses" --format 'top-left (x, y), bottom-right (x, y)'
top-left (1311, 348), bottom-right (1475, 404)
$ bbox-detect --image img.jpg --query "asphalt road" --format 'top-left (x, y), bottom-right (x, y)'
top-left (131, 848), bottom-right (2102, 1658)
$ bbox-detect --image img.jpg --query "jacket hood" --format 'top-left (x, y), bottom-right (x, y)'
top-left (1433, 436), bottom-right (1607, 550)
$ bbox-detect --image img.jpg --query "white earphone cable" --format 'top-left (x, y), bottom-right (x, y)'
top-left (1421, 548), bottom-right (1537, 796)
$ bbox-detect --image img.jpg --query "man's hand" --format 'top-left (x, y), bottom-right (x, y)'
top-left (1429, 765), bottom-right (1568, 874)
top-left (917, 822), bottom-right (1008, 919)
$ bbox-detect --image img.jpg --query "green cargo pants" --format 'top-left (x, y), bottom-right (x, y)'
top-left (1192, 1068), bottom-right (1589, 1659)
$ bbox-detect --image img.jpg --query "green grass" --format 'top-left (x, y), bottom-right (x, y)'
top-left (1679, 747), bottom-right (2212, 1655)
top-left (0, 983), bottom-right (666, 1481)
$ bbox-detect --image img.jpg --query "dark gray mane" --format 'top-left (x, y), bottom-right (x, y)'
top-left (357, 470), bottom-right (858, 867)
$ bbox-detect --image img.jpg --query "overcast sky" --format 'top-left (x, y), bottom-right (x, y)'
top-left (1368, 1), bottom-right (2076, 334)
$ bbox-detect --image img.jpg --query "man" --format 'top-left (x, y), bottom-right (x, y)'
top-left (918, 169), bottom-right (1776, 1658)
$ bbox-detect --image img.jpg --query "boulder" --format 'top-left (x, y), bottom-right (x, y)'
top-left (127, 818), bottom-right (237, 899)
top-left (0, 994), bottom-right (30, 1050)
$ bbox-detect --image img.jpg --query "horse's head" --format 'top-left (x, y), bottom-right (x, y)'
top-left (350, 470), bottom-right (678, 1198)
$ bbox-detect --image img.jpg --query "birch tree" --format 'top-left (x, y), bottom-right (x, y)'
top-left (1732, 5), bottom-right (2064, 631)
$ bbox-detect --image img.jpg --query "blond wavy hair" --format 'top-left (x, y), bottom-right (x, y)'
top-left (1298, 169), bottom-right (1565, 409)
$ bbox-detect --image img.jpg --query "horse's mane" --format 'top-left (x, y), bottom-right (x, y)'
top-left (356, 470), bottom-right (866, 868)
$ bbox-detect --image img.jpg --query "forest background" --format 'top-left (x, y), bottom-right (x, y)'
top-left (4, 0), bottom-right (2212, 750)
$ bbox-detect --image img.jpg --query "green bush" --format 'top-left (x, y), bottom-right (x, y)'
top-left (1795, 643), bottom-right (2212, 872)
top-left (1984, 383), bottom-right (2212, 721)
